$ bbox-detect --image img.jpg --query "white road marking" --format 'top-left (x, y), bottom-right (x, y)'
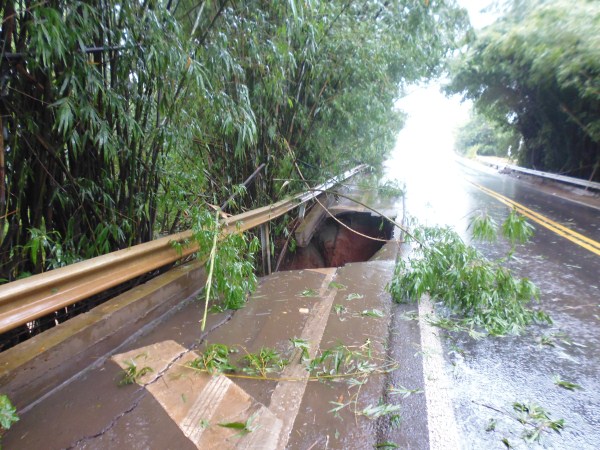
top-left (418, 296), bottom-right (461, 449)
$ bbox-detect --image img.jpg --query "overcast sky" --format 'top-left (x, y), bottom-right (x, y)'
top-left (387, 1), bottom-right (501, 169)
top-left (459, 0), bottom-right (499, 29)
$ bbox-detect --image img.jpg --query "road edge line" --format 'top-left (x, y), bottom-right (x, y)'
top-left (418, 295), bottom-right (461, 450)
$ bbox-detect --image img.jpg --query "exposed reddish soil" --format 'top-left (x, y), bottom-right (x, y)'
top-left (280, 213), bottom-right (394, 270)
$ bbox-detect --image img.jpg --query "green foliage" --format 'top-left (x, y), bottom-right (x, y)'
top-left (182, 339), bottom-right (399, 426)
top-left (192, 209), bottom-right (259, 313)
top-left (455, 112), bottom-right (520, 158)
top-left (289, 338), bottom-right (310, 361)
top-left (377, 180), bottom-right (406, 198)
top-left (306, 342), bottom-right (390, 379)
top-left (1, 0), bottom-right (469, 282)
top-left (485, 418), bottom-right (497, 432)
top-left (552, 375), bottom-right (582, 391)
top-left (512, 402), bottom-right (565, 443)
top-left (447, 0), bottom-right (600, 180)
top-left (241, 348), bottom-right (288, 378)
top-left (334, 304), bottom-right (347, 318)
top-left (388, 214), bottom-right (551, 336)
top-left (389, 386), bottom-right (424, 399)
top-left (361, 402), bottom-right (402, 420)
top-left (361, 309), bottom-right (385, 318)
top-left (188, 344), bottom-right (288, 377)
top-left (300, 289), bottom-right (319, 297)
top-left (502, 209), bottom-right (535, 245)
top-left (469, 213), bottom-right (498, 242)
top-left (536, 332), bottom-right (571, 348)
top-left (0, 394), bottom-right (19, 431)
top-left (470, 208), bottom-right (535, 246)
top-left (0, 1), bottom-right (209, 280)
top-left (187, 344), bottom-right (237, 375)
top-left (218, 413), bottom-right (259, 436)
top-left (118, 355), bottom-right (153, 386)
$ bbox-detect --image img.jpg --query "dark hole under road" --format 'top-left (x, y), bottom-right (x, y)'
top-left (279, 212), bottom-right (395, 270)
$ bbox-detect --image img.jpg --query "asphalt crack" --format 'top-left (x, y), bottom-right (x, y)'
top-left (65, 390), bottom-right (148, 449)
top-left (65, 309), bottom-right (235, 448)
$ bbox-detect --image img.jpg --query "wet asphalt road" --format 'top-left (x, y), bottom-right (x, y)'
top-left (386, 152), bottom-right (600, 449)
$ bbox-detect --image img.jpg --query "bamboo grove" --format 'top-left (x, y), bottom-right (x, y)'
top-left (0, 1), bottom-right (469, 281)
top-left (447, 0), bottom-right (600, 180)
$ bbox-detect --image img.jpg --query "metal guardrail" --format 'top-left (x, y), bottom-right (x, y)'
top-left (504, 164), bottom-right (600, 191)
top-left (0, 165), bottom-right (367, 334)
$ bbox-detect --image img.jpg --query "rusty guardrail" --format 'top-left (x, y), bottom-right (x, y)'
top-left (0, 165), bottom-right (367, 334)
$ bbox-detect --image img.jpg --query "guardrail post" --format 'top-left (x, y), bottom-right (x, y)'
top-left (298, 204), bottom-right (306, 221)
top-left (260, 223), bottom-right (272, 275)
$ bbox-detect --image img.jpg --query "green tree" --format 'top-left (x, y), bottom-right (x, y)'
top-left (0, 0), bottom-right (470, 283)
top-left (0, 2), bottom-right (211, 280)
top-left (455, 111), bottom-right (520, 158)
top-left (446, 0), bottom-right (600, 180)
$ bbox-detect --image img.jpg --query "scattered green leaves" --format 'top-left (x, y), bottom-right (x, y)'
top-left (485, 418), bottom-right (497, 432)
top-left (307, 341), bottom-right (395, 382)
top-left (187, 344), bottom-right (237, 375)
top-left (329, 281), bottom-right (347, 290)
top-left (289, 338), bottom-right (310, 361)
top-left (361, 309), bottom-right (384, 318)
top-left (512, 402), bottom-right (565, 443)
top-left (552, 375), bottom-right (582, 391)
top-left (389, 385), bottom-right (424, 399)
top-left (118, 354), bottom-right (153, 386)
top-left (361, 402), bottom-right (401, 420)
top-left (536, 332), bottom-right (571, 348)
top-left (346, 293), bottom-right (364, 301)
top-left (397, 310), bottom-right (419, 321)
top-left (300, 288), bottom-right (318, 297)
top-left (0, 394), bottom-right (19, 431)
top-left (333, 304), bottom-right (347, 317)
top-left (328, 401), bottom-right (351, 417)
top-left (388, 218), bottom-right (550, 336)
top-left (242, 347), bottom-right (288, 378)
top-left (218, 412), bottom-right (259, 436)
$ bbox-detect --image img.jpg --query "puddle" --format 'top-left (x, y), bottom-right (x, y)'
top-left (279, 212), bottom-right (395, 270)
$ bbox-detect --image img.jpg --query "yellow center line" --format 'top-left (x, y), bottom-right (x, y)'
top-left (468, 181), bottom-right (600, 256)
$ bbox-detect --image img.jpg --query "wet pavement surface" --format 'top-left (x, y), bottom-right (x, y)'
top-left (3, 153), bottom-right (599, 449)
top-left (386, 147), bottom-right (600, 449)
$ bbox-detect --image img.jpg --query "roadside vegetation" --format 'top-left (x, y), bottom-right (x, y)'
top-left (0, 1), bottom-right (469, 284)
top-left (388, 210), bottom-right (551, 336)
top-left (446, 0), bottom-right (600, 180)
top-left (454, 112), bottom-right (520, 159)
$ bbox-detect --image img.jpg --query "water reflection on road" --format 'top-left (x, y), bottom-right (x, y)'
top-left (385, 93), bottom-right (600, 448)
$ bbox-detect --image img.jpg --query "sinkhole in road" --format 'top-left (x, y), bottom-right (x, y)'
top-left (279, 212), bottom-right (395, 270)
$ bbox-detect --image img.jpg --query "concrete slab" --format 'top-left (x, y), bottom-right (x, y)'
top-left (113, 341), bottom-right (282, 449)
top-left (286, 260), bottom-right (396, 450)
